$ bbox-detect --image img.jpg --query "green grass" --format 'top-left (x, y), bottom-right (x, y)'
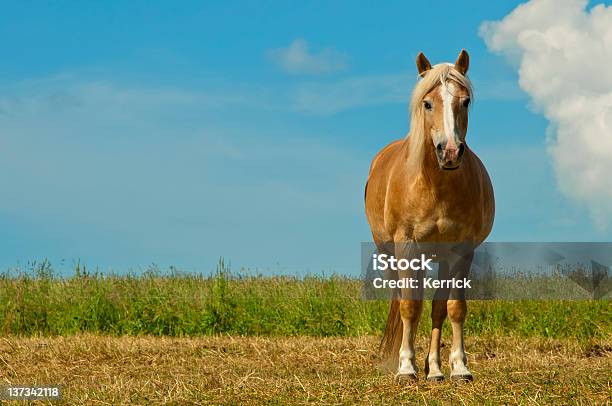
top-left (0, 260), bottom-right (609, 340)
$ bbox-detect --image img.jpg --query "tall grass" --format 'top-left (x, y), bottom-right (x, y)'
top-left (0, 260), bottom-right (609, 340)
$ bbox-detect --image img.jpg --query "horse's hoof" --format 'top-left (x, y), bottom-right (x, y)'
top-left (426, 374), bottom-right (445, 382)
top-left (395, 372), bottom-right (418, 383)
top-left (450, 373), bottom-right (473, 382)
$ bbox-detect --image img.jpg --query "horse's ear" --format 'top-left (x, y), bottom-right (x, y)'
top-left (454, 49), bottom-right (469, 75)
top-left (416, 52), bottom-right (432, 76)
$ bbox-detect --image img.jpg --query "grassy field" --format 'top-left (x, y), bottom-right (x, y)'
top-left (0, 261), bottom-right (610, 404)
top-left (0, 334), bottom-right (610, 404)
top-left (0, 261), bottom-right (610, 340)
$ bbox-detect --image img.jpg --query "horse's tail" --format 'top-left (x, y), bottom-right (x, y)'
top-left (379, 259), bottom-right (403, 370)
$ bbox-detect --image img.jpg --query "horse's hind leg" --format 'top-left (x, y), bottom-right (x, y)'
top-left (425, 261), bottom-right (449, 381)
top-left (448, 251), bottom-right (474, 381)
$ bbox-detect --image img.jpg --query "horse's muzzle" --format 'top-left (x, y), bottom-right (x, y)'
top-left (436, 141), bottom-right (465, 170)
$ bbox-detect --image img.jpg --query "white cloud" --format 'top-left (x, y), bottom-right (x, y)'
top-left (480, 0), bottom-right (612, 229)
top-left (267, 39), bottom-right (348, 75)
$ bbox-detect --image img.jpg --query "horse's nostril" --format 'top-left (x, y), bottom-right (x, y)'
top-left (458, 143), bottom-right (465, 157)
top-left (436, 143), bottom-right (443, 151)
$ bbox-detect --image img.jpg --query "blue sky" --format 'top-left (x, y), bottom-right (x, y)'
top-left (0, 1), bottom-right (609, 275)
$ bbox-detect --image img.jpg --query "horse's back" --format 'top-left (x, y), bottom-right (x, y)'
top-left (468, 150), bottom-right (495, 241)
top-left (364, 138), bottom-right (406, 243)
top-left (367, 139), bottom-right (404, 176)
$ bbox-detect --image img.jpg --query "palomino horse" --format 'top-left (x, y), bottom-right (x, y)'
top-left (364, 50), bottom-right (494, 381)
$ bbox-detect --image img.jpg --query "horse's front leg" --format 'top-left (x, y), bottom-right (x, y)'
top-left (448, 251), bottom-right (474, 381)
top-left (397, 298), bottom-right (423, 380)
top-left (395, 241), bottom-right (423, 381)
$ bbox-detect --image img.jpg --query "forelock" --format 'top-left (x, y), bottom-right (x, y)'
top-left (410, 64), bottom-right (473, 111)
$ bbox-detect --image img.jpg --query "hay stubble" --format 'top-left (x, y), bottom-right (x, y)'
top-left (0, 334), bottom-right (609, 405)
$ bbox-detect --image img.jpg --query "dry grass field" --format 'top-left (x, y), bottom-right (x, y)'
top-left (0, 334), bottom-right (610, 405)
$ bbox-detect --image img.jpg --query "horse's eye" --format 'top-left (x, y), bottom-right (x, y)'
top-left (423, 100), bottom-right (432, 110)
top-left (463, 98), bottom-right (471, 108)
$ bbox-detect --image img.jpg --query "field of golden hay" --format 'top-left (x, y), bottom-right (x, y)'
top-left (0, 334), bottom-right (610, 405)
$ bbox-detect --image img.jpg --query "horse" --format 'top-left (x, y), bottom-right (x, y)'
top-left (364, 50), bottom-right (495, 382)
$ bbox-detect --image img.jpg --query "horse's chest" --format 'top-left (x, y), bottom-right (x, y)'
top-left (436, 217), bottom-right (461, 235)
top-left (412, 215), bottom-right (471, 241)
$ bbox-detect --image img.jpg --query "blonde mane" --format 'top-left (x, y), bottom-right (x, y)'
top-left (406, 64), bottom-right (473, 172)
